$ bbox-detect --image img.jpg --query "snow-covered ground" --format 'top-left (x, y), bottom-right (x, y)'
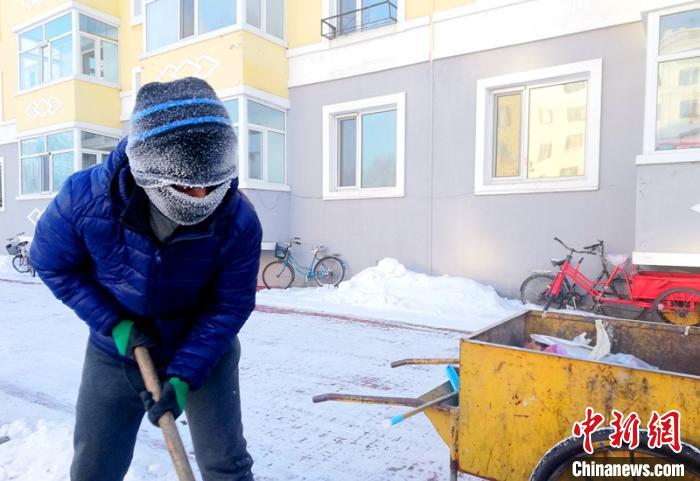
top-left (258, 258), bottom-right (524, 332)
top-left (0, 256), bottom-right (524, 480)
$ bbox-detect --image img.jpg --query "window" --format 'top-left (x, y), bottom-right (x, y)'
top-left (246, 0), bottom-right (284, 39)
top-left (642, 6), bottom-right (700, 159)
top-left (19, 130), bottom-right (118, 196)
top-left (323, 93), bottom-right (405, 199)
top-left (223, 97), bottom-right (287, 185)
top-left (132, 0), bottom-right (144, 24)
top-left (80, 15), bottom-right (119, 83)
top-left (19, 14), bottom-right (72, 90)
top-left (474, 59), bottom-right (602, 195)
top-left (18, 11), bottom-right (119, 90)
top-left (0, 157), bottom-right (4, 211)
top-left (145, 0), bottom-right (238, 50)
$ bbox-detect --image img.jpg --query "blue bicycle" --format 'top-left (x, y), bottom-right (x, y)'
top-left (262, 237), bottom-right (346, 289)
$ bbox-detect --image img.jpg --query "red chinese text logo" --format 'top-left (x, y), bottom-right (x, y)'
top-left (572, 408), bottom-right (681, 454)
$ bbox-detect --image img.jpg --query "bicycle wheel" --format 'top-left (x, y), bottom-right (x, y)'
top-left (652, 287), bottom-right (700, 326)
top-left (520, 273), bottom-right (568, 308)
top-left (12, 255), bottom-right (31, 274)
top-left (599, 278), bottom-right (646, 320)
top-left (262, 260), bottom-right (295, 289)
top-left (313, 256), bottom-right (345, 287)
top-left (531, 428), bottom-right (700, 481)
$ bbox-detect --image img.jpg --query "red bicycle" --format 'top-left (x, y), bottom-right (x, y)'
top-left (521, 237), bottom-right (700, 325)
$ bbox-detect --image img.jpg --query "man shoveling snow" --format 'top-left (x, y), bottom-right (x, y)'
top-left (30, 77), bottom-right (262, 481)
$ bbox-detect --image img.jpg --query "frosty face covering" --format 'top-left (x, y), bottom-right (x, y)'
top-left (143, 181), bottom-right (230, 226)
top-left (125, 77), bottom-right (238, 225)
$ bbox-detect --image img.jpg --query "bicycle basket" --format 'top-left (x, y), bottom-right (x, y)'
top-left (274, 242), bottom-right (289, 259)
top-left (5, 242), bottom-right (20, 256)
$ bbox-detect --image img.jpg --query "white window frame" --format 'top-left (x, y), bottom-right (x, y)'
top-left (322, 92), bottom-right (406, 200)
top-left (17, 12), bottom-right (73, 91)
top-left (17, 128), bottom-right (119, 199)
top-left (638, 2), bottom-right (700, 165)
top-left (144, 0), bottom-right (240, 52)
top-left (17, 9), bottom-right (120, 92)
top-left (221, 93), bottom-right (290, 191)
top-left (78, 14), bottom-right (119, 83)
top-left (474, 59), bottom-right (602, 195)
top-left (131, 0), bottom-right (144, 25)
top-left (244, 0), bottom-right (285, 40)
top-left (0, 157), bottom-right (5, 212)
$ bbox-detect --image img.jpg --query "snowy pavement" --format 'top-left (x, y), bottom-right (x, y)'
top-left (0, 256), bottom-right (506, 481)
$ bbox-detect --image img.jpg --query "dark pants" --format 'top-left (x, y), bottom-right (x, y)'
top-left (70, 338), bottom-right (254, 481)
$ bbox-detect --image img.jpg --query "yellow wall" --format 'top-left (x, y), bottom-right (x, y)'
top-left (15, 81), bottom-right (77, 131)
top-left (287, 0), bottom-right (323, 49)
top-left (15, 80), bottom-right (121, 131)
top-left (119, 1), bottom-right (288, 98)
top-left (0, 0), bottom-right (120, 127)
top-left (242, 31), bottom-right (289, 98)
top-left (118, 0), bottom-right (142, 92)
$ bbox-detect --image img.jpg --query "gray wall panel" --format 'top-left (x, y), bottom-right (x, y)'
top-left (636, 162), bottom-right (700, 253)
top-left (288, 23), bottom-right (646, 297)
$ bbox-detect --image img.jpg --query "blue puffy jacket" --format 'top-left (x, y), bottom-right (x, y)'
top-left (30, 137), bottom-right (262, 389)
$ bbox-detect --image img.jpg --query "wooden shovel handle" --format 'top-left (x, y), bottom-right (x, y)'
top-left (134, 346), bottom-right (196, 481)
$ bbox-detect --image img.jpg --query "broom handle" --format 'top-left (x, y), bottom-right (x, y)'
top-left (387, 391), bottom-right (457, 426)
top-left (134, 346), bottom-right (196, 481)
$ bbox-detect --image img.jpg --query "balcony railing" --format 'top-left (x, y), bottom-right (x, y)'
top-left (321, 1), bottom-right (398, 40)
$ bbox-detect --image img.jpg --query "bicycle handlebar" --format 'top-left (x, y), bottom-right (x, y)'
top-left (553, 237), bottom-right (602, 256)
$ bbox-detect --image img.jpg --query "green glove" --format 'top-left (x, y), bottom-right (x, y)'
top-left (112, 319), bottom-right (157, 358)
top-left (140, 377), bottom-right (190, 426)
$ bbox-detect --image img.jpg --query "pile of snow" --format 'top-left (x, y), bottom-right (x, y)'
top-left (257, 258), bottom-right (524, 331)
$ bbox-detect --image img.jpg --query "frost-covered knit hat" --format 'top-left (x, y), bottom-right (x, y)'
top-left (125, 77), bottom-right (238, 225)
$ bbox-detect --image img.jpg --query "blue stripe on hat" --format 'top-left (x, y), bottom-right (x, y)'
top-left (130, 116), bottom-right (232, 142)
top-left (131, 98), bottom-right (225, 122)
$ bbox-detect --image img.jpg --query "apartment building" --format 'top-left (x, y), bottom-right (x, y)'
top-left (1, 0), bottom-right (699, 296)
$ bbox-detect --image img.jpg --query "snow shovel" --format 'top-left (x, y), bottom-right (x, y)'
top-left (134, 346), bottom-right (196, 481)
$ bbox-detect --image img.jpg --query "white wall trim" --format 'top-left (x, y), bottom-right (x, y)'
top-left (322, 92), bottom-right (406, 200)
top-left (15, 72), bottom-right (120, 98)
top-left (288, 0), bottom-right (693, 88)
top-left (288, 21), bottom-right (430, 87)
top-left (0, 121), bottom-right (17, 145)
top-left (474, 59), bottom-right (602, 196)
top-left (636, 150), bottom-right (700, 165)
top-left (218, 86), bottom-right (290, 109)
top-left (239, 180), bottom-right (291, 192)
top-left (633, 251), bottom-right (700, 267)
top-left (12, 1), bottom-right (120, 33)
top-left (16, 121), bottom-right (123, 139)
top-left (433, 0), bottom-right (643, 61)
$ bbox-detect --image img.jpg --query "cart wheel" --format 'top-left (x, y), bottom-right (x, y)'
top-left (652, 287), bottom-right (700, 326)
top-left (531, 428), bottom-right (700, 481)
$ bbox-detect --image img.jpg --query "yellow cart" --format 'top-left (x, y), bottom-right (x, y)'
top-left (314, 310), bottom-right (700, 480)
